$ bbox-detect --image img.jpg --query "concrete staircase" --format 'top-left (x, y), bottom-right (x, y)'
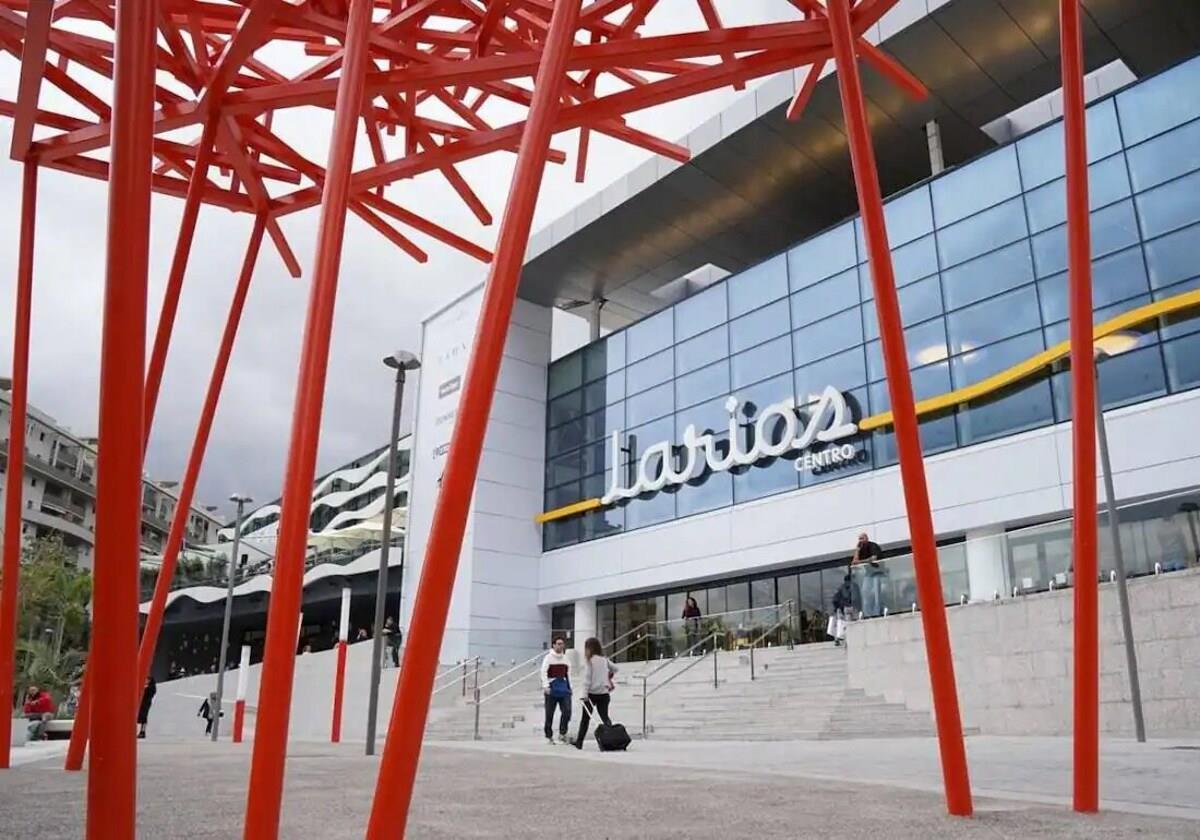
top-left (423, 642), bottom-right (936, 742)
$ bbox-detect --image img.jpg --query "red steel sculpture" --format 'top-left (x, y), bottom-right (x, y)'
top-left (0, 0), bottom-right (1101, 834)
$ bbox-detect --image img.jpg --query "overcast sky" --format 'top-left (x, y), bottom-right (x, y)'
top-left (0, 2), bottom-right (794, 521)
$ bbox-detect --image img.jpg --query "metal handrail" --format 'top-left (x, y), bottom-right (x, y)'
top-left (474, 650), bottom-right (544, 696)
top-left (747, 604), bottom-right (796, 681)
top-left (433, 657), bottom-right (479, 697)
top-left (637, 632), bottom-right (721, 738)
top-left (635, 627), bottom-right (717, 682)
top-left (602, 619), bottom-right (653, 651)
top-left (432, 660), bottom-right (466, 691)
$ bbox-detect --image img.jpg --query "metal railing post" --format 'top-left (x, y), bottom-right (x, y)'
top-left (787, 600), bottom-right (795, 651)
top-left (750, 642), bottom-right (756, 681)
top-left (641, 676), bottom-right (648, 739)
top-left (473, 688), bottom-right (481, 741)
top-left (461, 659), bottom-right (468, 697)
top-left (712, 634), bottom-right (718, 689)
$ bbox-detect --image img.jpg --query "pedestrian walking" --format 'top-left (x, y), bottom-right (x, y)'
top-left (198, 691), bottom-right (222, 736)
top-left (682, 595), bottom-right (703, 652)
top-left (137, 676), bottom-right (157, 739)
top-left (573, 637), bottom-right (618, 750)
top-left (382, 616), bottom-right (403, 668)
top-left (540, 636), bottom-right (572, 745)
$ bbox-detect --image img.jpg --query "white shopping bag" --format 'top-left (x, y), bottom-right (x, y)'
top-left (826, 615), bottom-right (837, 639)
top-left (835, 616), bottom-right (847, 641)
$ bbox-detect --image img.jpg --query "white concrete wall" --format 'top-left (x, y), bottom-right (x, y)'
top-left (468, 298), bottom-right (553, 662)
top-left (846, 567), bottom-right (1200, 737)
top-left (540, 389), bottom-right (1200, 606)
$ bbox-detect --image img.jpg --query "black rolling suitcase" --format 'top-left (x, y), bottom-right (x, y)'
top-left (582, 698), bottom-right (631, 751)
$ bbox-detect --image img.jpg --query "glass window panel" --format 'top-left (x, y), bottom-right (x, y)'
top-left (787, 222), bottom-right (856, 291)
top-left (725, 582), bottom-right (750, 615)
top-left (545, 482), bottom-right (581, 511)
top-left (947, 286), bottom-right (1042, 355)
top-left (582, 378), bottom-right (608, 413)
top-left (675, 469), bottom-right (732, 519)
top-left (623, 487), bottom-right (675, 531)
top-left (751, 578), bottom-right (776, 609)
top-left (1157, 277), bottom-right (1200, 341)
top-left (940, 240), bottom-right (1035, 312)
top-left (792, 307), bottom-right (864, 368)
top-left (794, 347), bottom-right (868, 405)
top-left (884, 186), bottom-right (935, 248)
top-left (625, 381), bottom-right (673, 427)
top-left (1135, 169), bottom-right (1200, 239)
top-left (1024, 154), bottom-right (1132, 234)
top-left (731, 298), bottom-right (790, 353)
top-left (675, 325), bottom-right (729, 375)
top-left (548, 388), bottom-right (582, 427)
top-left (676, 395), bottom-right (733, 438)
top-left (582, 341), bottom-right (609, 383)
top-left (547, 419), bottom-right (585, 456)
top-left (581, 504), bottom-right (623, 541)
top-left (1164, 332), bottom-right (1200, 392)
top-left (543, 517), bottom-right (580, 550)
top-left (789, 268), bottom-right (858, 329)
top-left (731, 334), bottom-right (792, 390)
top-left (546, 450), bottom-right (582, 488)
top-left (892, 234), bottom-right (940, 288)
top-left (957, 378), bottom-right (1055, 446)
top-left (626, 348), bottom-right (673, 396)
top-left (873, 414), bottom-right (958, 468)
top-left (738, 372), bottom-right (795, 416)
top-left (1052, 344), bottom-right (1168, 417)
top-left (606, 330), bottom-right (626, 371)
top-left (897, 275), bottom-right (944, 326)
top-left (580, 438), bottom-right (612, 476)
top-left (1018, 97), bottom-right (1123, 187)
top-left (675, 359), bottom-right (730, 409)
top-left (1044, 294), bottom-right (1155, 348)
top-left (865, 319), bottom-right (950, 382)
top-left (776, 574), bottom-right (799, 619)
top-left (733, 452), bottom-right (800, 504)
top-left (936, 197), bottom-right (1028, 269)
top-left (626, 309), bottom-right (673, 363)
top-left (548, 354), bottom-right (582, 399)
top-left (1126, 118), bottom-right (1200, 193)
top-left (674, 283), bottom-right (728, 342)
top-left (729, 253), bottom-right (789, 317)
top-left (1037, 246), bottom-right (1150, 324)
top-left (603, 369), bottom-right (625, 404)
top-left (868, 361), bottom-right (951, 413)
top-left (1144, 222), bottom-right (1200, 290)
top-left (707, 586), bottom-right (726, 617)
top-left (623, 415), bottom-right (674, 465)
top-left (932, 146), bottom-right (1022, 227)
top-left (951, 330), bottom-right (1044, 388)
top-left (1032, 200), bottom-right (1140, 278)
top-left (1116, 60), bottom-right (1200, 147)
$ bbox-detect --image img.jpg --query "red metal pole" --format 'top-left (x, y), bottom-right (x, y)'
top-left (233, 644), bottom-right (250, 744)
top-left (826, 0), bottom-right (972, 817)
top-left (242, 0), bottom-right (373, 835)
top-left (365, 2), bottom-right (582, 836)
top-left (1060, 0), bottom-right (1098, 813)
top-left (142, 118), bottom-right (220, 449)
top-left (63, 664), bottom-right (91, 771)
top-left (134, 214), bottom-right (267, 690)
top-left (86, 0), bottom-right (156, 834)
top-left (0, 163), bottom-right (37, 771)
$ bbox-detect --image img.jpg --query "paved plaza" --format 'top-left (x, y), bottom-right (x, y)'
top-left (1, 735), bottom-right (1197, 838)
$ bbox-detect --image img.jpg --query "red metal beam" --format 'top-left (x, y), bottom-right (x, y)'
top-left (365, 1), bottom-right (583, 835)
top-left (826, 0), bottom-right (972, 817)
top-left (85, 0), bottom-right (156, 834)
top-left (242, 0), bottom-right (374, 835)
top-left (8, 0), bottom-right (52, 160)
top-left (1061, 0), bottom-right (1099, 814)
top-left (135, 214), bottom-right (267, 695)
top-left (0, 163), bottom-right (37, 769)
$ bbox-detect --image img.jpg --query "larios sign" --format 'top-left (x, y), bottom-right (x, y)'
top-left (602, 386), bottom-right (860, 505)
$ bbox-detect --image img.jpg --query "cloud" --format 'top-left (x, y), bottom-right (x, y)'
top-left (0, 1), bottom-right (795, 522)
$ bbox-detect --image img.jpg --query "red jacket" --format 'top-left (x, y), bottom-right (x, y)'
top-left (23, 691), bottom-right (53, 717)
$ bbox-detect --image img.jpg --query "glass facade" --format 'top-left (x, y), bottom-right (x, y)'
top-left (544, 56), bottom-right (1200, 552)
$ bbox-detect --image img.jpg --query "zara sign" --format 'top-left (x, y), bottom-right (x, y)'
top-left (602, 386), bottom-right (861, 504)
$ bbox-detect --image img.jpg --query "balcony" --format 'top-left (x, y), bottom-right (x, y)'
top-left (1, 439), bottom-right (97, 497)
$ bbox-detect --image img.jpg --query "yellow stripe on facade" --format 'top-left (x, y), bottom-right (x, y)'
top-left (535, 496), bottom-right (602, 524)
top-left (537, 288), bottom-right (1200, 523)
top-left (858, 288), bottom-right (1200, 431)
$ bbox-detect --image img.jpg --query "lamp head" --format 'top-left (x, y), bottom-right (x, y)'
top-left (383, 350), bottom-right (421, 371)
top-left (229, 493), bottom-right (253, 505)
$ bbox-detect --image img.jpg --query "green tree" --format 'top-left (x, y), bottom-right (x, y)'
top-left (4, 535), bottom-right (92, 710)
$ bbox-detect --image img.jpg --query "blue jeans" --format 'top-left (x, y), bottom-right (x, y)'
top-left (862, 572), bottom-right (884, 618)
top-left (544, 693), bottom-right (570, 738)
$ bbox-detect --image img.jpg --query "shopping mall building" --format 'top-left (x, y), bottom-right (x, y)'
top-left (403, 0), bottom-right (1200, 663)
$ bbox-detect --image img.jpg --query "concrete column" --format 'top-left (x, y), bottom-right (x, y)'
top-left (573, 597), bottom-right (597, 652)
top-left (925, 119), bottom-right (945, 175)
top-left (966, 525), bottom-right (1008, 602)
top-left (587, 298), bottom-right (604, 342)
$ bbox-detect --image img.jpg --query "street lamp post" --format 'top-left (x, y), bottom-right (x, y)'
top-left (366, 350), bottom-right (420, 755)
top-left (212, 493), bottom-right (251, 742)
top-left (1092, 332), bottom-right (1145, 743)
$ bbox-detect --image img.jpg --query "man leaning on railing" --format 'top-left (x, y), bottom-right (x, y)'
top-left (851, 532), bottom-right (885, 618)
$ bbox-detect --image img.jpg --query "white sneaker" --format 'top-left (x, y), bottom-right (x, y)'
top-left (546, 736), bottom-right (555, 745)
top-left (556, 734), bottom-right (568, 745)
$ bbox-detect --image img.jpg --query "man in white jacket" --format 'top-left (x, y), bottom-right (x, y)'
top-left (540, 636), bottom-right (572, 744)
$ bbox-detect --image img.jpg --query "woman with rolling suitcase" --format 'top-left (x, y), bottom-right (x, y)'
top-left (573, 637), bottom-right (627, 750)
